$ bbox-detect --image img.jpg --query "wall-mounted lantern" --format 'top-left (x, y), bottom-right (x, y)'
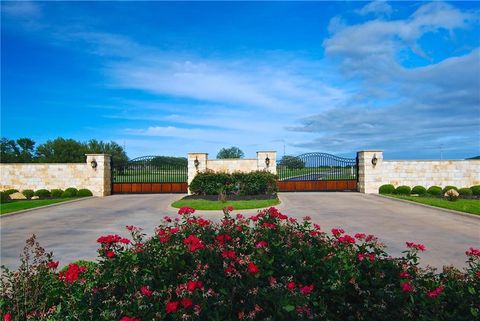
top-left (194, 156), bottom-right (200, 169)
top-left (265, 155), bottom-right (270, 167)
top-left (371, 154), bottom-right (378, 167)
top-left (90, 160), bottom-right (98, 169)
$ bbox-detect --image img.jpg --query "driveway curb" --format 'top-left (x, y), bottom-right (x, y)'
top-left (0, 197), bottom-right (96, 218)
top-left (374, 194), bottom-right (479, 220)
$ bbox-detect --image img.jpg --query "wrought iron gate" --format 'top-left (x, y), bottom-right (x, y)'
top-left (277, 152), bottom-right (358, 192)
top-left (111, 156), bottom-right (188, 194)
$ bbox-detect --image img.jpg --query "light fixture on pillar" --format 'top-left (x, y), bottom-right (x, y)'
top-left (371, 154), bottom-right (378, 167)
top-left (265, 155), bottom-right (270, 167)
top-left (90, 160), bottom-right (98, 169)
top-left (194, 156), bottom-right (200, 169)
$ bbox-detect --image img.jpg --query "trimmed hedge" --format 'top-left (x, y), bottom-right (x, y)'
top-left (4, 189), bottom-right (18, 196)
top-left (78, 189), bottom-right (93, 197)
top-left (427, 186), bottom-right (443, 196)
top-left (62, 187), bottom-right (78, 198)
top-left (471, 185), bottom-right (480, 196)
top-left (458, 188), bottom-right (473, 196)
top-left (190, 171), bottom-right (277, 196)
top-left (0, 192), bottom-right (10, 203)
top-left (395, 185), bottom-right (411, 195)
top-left (378, 184), bottom-right (395, 194)
top-left (34, 189), bottom-right (51, 199)
top-left (22, 189), bottom-right (35, 199)
top-left (442, 186), bottom-right (458, 194)
top-left (51, 189), bottom-right (64, 198)
top-left (411, 186), bottom-right (427, 195)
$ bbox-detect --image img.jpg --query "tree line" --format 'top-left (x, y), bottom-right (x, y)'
top-left (0, 137), bottom-right (128, 164)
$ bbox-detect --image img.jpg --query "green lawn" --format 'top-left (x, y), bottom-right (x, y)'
top-left (171, 198), bottom-right (280, 211)
top-left (388, 195), bottom-right (480, 215)
top-left (0, 198), bottom-right (78, 215)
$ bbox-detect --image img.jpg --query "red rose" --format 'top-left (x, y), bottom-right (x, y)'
top-left (47, 261), bottom-right (59, 269)
top-left (166, 301), bottom-right (180, 314)
top-left (331, 228), bottom-right (344, 237)
top-left (399, 272), bottom-right (410, 278)
top-left (255, 241), bottom-right (268, 248)
top-left (287, 282), bottom-right (296, 290)
top-left (3, 313), bottom-right (12, 321)
top-left (120, 317), bottom-right (140, 321)
top-left (427, 286), bottom-right (444, 298)
top-left (187, 280), bottom-right (202, 293)
top-left (401, 282), bottom-right (413, 292)
top-left (406, 242), bottom-right (426, 251)
top-left (222, 251), bottom-right (236, 259)
top-left (106, 250), bottom-right (115, 258)
top-left (181, 297), bottom-right (193, 309)
top-left (140, 286), bottom-right (152, 297)
top-left (299, 284), bottom-right (314, 295)
top-left (247, 262), bottom-right (259, 275)
top-left (178, 207), bottom-right (195, 215)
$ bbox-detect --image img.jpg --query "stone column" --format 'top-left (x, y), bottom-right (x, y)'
top-left (357, 150), bottom-right (384, 194)
top-left (187, 153), bottom-right (208, 194)
top-left (85, 154), bottom-right (111, 197)
top-left (257, 151), bottom-right (277, 174)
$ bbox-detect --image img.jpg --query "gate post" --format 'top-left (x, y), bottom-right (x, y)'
top-left (256, 151), bottom-right (277, 174)
top-left (357, 150), bottom-right (383, 193)
top-left (187, 153), bottom-right (208, 194)
top-left (85, 154), bottom-right (112, 196)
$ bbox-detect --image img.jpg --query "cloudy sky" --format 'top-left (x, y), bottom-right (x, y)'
top-left (1, 1), bottom-right (479, 159)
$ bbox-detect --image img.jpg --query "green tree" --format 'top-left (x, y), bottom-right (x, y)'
top-left (150, 156), bottom-right (187, 168)
top-left (216, 146), bottom-right (244, 159)
top-left (279, 155), bottom-right (305, 169)
top-left (36, 138), bottom-right (87, 163)
top-left (0, 138), bottom-right (20, 163)
top-left (85, 139), bottom-right (128, 164)
top-left (16, 138), bottom-right (35, 162)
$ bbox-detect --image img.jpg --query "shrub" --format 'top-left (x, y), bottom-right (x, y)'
top-left (442, 185), bottom-right (458, 194)
top-left (458, 188), bottom-right (473, 197)
top-left (77, 188), bottom-right (93, 197)
top-left (190, 171), bottom-right (277, 196)
top-left (470, 185), bottom-right (480, 196)
top-left (51, 189), bottom-right (64, 198)
top-left (0, 191), bottom-right (10, 203)
top-left (427, 186), bottom-right (442, 197)
top-left (411, 186), bottom-right (427, 195)
top-left (62, 187), bottom-right (78, 198)
top-left (395, 185), bottom-right (411, 195)
top-left (34, 189), bottom-right (51, 199)
top-left (22, 189), bottom-right (35, 199)
top-left (378, 184), bottom-right (395, 194)
top-left (4, 189), bottom-right (18, 196)
top-left (1, 208), bottom-right (479, 320)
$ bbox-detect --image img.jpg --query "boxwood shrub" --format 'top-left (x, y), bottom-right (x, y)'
top-left (34, 189), bottom-right (51, 199)
top-left (78, 188), bottom-right (93, 197)
top-left (22, 189), bottom-right (35, 199)
top-left (0, 191), bottom-right (10, 203)
top-left (4, 189), bottom-right (18, 196)
top-left (51, 189), bottom-right (64, 198)
top-left (442, 185), bottom-right (458, 194)
top-left (470, 185), bottom-right (480, 196)
top-left (1, 207), bottom-right (479, 320)
top-left (458, 188), bottom-right (473, 197)
top-left (62, 187), bottom-right (78, 198)
top-left (378, 184), bottom-right (395, 194)
top-left (395, 185), bottom-right (411, 195)
top-left (190, 171), bottom-right (277, 196)
top-left (411, 186), bottom-right (427, 195)
top-left (427, 186), bottom-right (442, 197)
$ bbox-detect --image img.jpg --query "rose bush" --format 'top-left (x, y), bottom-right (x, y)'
top-left (1, 207), bottom-right (479, 320)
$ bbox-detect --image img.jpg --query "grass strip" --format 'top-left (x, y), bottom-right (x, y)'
top-left (388, 195), bottom-right (480, 215)
top-left (0, 198), bottom-right (79, 215)
top-left (171, 198), bottom-right (280, 211)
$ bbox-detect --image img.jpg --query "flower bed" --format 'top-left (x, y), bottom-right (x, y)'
top-left (1, 207), bottom-right (479, 320)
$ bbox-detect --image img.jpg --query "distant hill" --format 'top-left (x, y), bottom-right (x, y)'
top-left (467, 156), bottom-right (480, 160)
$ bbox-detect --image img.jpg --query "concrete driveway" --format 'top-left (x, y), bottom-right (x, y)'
top-left (1, 193), bottom-right (479, 270)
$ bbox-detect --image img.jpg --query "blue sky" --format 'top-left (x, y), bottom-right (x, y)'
top-left (1, 1), bottom-right (479, 160)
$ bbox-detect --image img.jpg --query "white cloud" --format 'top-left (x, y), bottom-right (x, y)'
top-left (356, 1), bottom-right (392, 17)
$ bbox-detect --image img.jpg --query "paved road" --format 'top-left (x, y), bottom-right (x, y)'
top-left (1, 193), bottom-right (479, 270)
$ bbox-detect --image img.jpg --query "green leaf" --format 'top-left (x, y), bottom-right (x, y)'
top-left (468, 286), bottom-right (476, 295)
top-left (283, 305), bottom-right (295, 312)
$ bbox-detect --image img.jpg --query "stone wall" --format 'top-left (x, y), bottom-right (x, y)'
top-left (187, 151), bottom-right (276, 194)
top-left (358, 151), bottom-right (480, 193)
top-left (0, 154), bottom-right (111, 197)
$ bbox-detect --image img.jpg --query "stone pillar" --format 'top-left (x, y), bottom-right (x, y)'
top-left (357, 150), bottom-right (384, 194)
top-left (257, 151), bottom-right (277, 174)
top-left (85, 154), bottom-right (111, 197)
top-left (187, 153), bottom-right (208, 194)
